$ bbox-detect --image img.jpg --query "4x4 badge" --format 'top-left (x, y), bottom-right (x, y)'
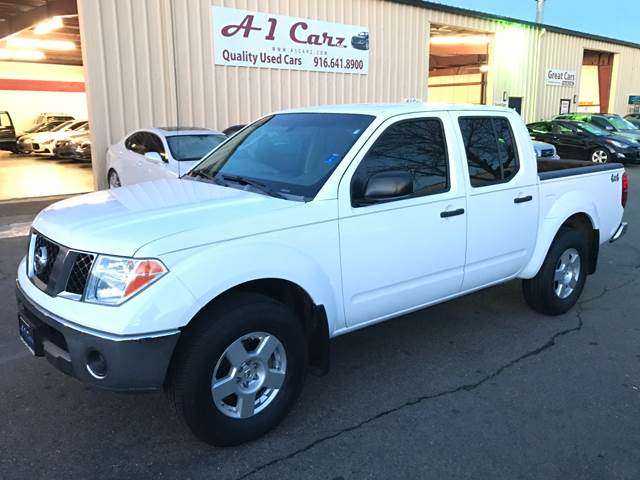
top-left (611, 173), bottom-right (620, 182)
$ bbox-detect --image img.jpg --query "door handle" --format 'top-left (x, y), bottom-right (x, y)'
top-left (514, 195), bottom-right (533, 204)
top-left (440, 208), bottom-right (465, 218)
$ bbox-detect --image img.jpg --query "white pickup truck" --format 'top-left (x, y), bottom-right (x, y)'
top-left (16, 103), bottom-right (628, 446)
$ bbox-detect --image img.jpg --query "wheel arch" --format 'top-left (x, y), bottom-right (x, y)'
top-left (520, 210), bottom-right (599, 279)
top-left (177, 278), bottom-right (331, 376)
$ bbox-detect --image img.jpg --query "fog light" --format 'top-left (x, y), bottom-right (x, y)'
top-left (86, 350), bottom-right (107, 379)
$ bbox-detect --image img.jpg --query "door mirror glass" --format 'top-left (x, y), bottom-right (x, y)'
top-left (363, 171), bottom-right (413, 201)
top-left (144, 151), bottom-right (164, 163)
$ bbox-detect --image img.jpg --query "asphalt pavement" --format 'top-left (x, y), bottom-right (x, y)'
top-left (1, 167), bottom-right (639, 479)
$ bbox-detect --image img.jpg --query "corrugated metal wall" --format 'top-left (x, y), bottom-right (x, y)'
top-left (537, 30), bottom-right (640, 120)
top-left (78, 0), bottom-right (640, 188)
top-left (78, 0), bottom-right (430, 188)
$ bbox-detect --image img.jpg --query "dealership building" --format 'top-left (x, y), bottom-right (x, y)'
top-left (1, 0), bottom-right (639, 196)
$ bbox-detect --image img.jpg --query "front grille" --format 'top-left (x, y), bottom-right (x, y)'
top-left (29, 232), bottom-right (95, 299)
top-left (33, 234), bottom-right (60, 284)
top-left (66, 253), bottom-right (95, 295)
top-left (540, 148), bottom-right (555, 157)
top-left (32, 143), bottom-right (40, 150)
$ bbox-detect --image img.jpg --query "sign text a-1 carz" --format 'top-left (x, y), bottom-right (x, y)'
top-left (212, 6), bottom-right (369, 75)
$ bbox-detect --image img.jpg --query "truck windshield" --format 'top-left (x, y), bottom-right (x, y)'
top-left (188, 113), bottom-right (374, 201)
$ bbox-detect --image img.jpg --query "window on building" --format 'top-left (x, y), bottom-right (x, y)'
top-left (459, 116), bottom-right (519, 187)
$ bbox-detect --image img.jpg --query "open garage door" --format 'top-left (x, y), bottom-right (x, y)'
top-left (0, 1), bottom-right (93, 201)
top-left (428, 25), bottom-right (489, 105)
top-left (578, 50), bottom-right (614, 114)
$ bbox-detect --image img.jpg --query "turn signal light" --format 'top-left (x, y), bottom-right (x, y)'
top-left (123, 260), bottom-right (167, 297)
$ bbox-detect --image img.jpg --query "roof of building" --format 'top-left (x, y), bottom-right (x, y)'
top-left (391, 0), bottom-right (640, 50)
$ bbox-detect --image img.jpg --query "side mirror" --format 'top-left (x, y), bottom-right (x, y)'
top-left (144, 151), bottom-right (164, 163)
top-left (362, 171), bottom-right (413, 202)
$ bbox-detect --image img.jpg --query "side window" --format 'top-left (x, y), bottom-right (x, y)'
top-left (552, 123), bottom-right (574, 135)
top-left (529, 122), bottom-right (550, 134)
top-left (0, 112), bottom-right (11, 127)
top-left (146, 133), bottom-right (166, 159)
top-left (459, 116), bottom-right (520, 187)
top-left (351, 118), bottom-right (449, 206)
top-left (125, 133), bottom-right (145, 154)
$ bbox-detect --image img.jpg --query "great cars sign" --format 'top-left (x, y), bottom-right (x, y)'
top-left (545, 68), bottom-right (577, 87)
top-left (212, 7), bottom-right (369, 74)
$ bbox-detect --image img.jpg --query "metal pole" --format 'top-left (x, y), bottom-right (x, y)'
top-left (535, 0), bottom-right (546, 23)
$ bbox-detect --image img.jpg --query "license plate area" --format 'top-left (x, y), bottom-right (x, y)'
top-left (18, 314), bottom-right (43, 356)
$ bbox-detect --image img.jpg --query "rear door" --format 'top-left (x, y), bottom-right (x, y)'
top-left (338, 112), bottom-right (467, 328)
top-left (0, 111), bottom-right (16, 151)
top-left (453, 113), bottom-right (538, 290)
top-left (548, 122), bottom-right (585, 159)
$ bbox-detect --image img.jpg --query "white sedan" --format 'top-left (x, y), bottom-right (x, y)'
top-left (106, 127), bottom-right (226, 188)
top-left (19, 119), bottom-right (87, 154)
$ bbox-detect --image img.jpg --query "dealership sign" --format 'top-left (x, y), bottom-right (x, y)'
top-left (212, 7), bottom-right (369, 74)
top-left (545, 68), bottom-right (577, 87)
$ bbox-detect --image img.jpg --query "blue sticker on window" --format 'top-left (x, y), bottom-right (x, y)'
top-left (324, 153), bottom-right (340, 164)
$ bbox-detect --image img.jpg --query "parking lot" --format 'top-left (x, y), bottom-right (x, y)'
top-left (0, 167), bottom-right (639, 480)
top-left (0, 151), bottom-right (93, 201)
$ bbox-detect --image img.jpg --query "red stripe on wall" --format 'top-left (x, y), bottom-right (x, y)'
top-left (0, 79), bottom-right (85, 92)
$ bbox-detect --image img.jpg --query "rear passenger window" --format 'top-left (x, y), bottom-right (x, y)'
top-left (351, 118), bottom-right (449, 205)
top-left (459, 117), bottom-right (519, 187)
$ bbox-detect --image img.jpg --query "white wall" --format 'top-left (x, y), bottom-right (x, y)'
top-left (0, 61), bottom-right (87, 134)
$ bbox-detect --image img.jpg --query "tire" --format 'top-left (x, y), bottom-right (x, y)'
top-left (590, 148), bottom-right (610, 163)
top-left (523, 228), bottom-right (589, 316)
top-left (107, 169), bottom-right (121, 188)
top-left (165, 292), bottom-right (308, 446)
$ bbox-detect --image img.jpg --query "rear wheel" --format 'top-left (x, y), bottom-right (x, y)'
top-left (523, 228), bottom-right (588, 315)
top-left (165, 293), bottom-right (307, 446)
top-left (590, 148), bottom-right (609, 163)
top-left (107, 169), bottom-right (121, 188)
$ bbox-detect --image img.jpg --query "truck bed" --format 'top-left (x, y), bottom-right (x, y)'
top-left (537, 159), bottom-right (623, 181)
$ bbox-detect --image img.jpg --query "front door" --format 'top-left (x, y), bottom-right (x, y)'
top-left (338, 113), bottom-right (467, 328)
top-left (453, 113), bottom-right (538, 290)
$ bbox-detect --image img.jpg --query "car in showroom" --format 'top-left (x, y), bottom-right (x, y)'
top-left (17, 103), bottom-right (628, 446)
top-left (16, 120), bottom-right (68, 152)
top-left (554, 113), bottom-right (640, 142)
top-left (0, 110), bottom-right (17, 152)
top-left (532, 139), bottom-right (560, 160)
top-left (527, 119), bottom-right (640, 163)
top-left (625, 113), bottom-right (640, 127)
top-left (106, 127), bottom-right (226, 187)
top-left (18, 120), bottom-right (88, 155)
top-left (53, 129), bottom-right (92, 162)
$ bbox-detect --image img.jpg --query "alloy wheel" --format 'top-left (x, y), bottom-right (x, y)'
top-left (553, 247), bottom-right (581, 299)
top-left (212, 332), bottom-right (287, 419)
top-left (591, 149), bottom-right (608, 163)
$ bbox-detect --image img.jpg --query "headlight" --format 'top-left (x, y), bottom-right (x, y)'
top-left (607, 139), bottom-right (629, 149)
top-left (85, 255), bottom-right (167, 305)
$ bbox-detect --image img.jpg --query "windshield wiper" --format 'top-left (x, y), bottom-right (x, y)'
top-left (218, 174), bottom-right (286, 199)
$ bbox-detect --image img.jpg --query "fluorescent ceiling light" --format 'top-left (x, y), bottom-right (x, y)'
top-left (430, 35), bottom-right (491, 45)
top-left (479, 64), bottom-right (490, 72)
top-left (7, 37), bottom-right (75, 51)
top-left (34, 17), bottom-right (64, 35)
top-left (0, 49), bottom-right (46, 61)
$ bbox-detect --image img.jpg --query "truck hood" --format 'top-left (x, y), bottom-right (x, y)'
top-left (32, 178), bottom-right (299, 257)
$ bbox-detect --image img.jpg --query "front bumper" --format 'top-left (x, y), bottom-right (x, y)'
top-left (16, 283), bottom-right (180, 391)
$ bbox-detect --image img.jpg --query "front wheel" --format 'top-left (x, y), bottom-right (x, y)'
top-left (165, 293), bottom-right (308, 446)
top-left (523, 228), bottom-right (588, 315)
top-left (590, 148), bottom-right (610, 163)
